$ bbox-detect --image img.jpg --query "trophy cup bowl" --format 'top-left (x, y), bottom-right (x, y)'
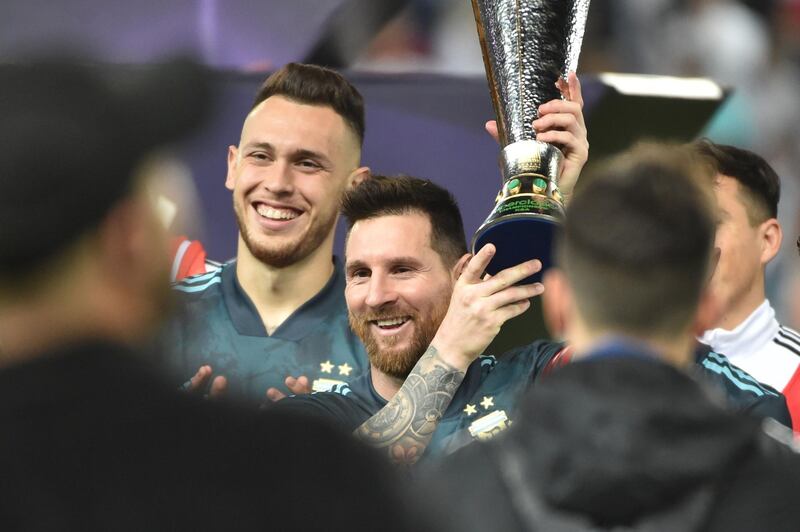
top-left (471, 0), bottom-right (589, 284)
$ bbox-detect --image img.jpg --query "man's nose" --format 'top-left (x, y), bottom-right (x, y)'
top-left (364, 275), bottom-right (398, 309)
top-left (263, 160), bottom-right (294, 194)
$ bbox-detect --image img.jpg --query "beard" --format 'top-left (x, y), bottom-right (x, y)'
top-left (349, 297), bottom-right (450, 379)
top-left (233, 197), bottom-right (338, 268)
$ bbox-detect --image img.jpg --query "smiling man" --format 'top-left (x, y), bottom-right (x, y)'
top-left (162, 64), bottom-right (371, 403)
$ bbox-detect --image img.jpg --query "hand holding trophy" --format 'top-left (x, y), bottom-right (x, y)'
top-left (472, 0), bottom-right (590, 284)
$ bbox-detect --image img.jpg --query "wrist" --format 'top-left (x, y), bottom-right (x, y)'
top-left (430, 335), bottom-right (475, 372)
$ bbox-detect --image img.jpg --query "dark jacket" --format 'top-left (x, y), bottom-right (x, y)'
top-left (0, 341), bottom-right (423, 532)
top-left (426, 355), bottom-right (800, 531)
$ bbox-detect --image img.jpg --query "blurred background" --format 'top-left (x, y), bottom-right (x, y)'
top-left (2, 0), bottom-right (799, 339)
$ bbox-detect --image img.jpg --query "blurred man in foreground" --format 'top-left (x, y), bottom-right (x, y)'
top-left (426, 145), bottom-right (800, 531)
top-left (694, 140), bottom-right (800, 426)
top-left (0, 56), bottom-right (418, 532)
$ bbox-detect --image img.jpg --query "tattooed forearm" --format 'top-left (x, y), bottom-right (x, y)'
top-left (355, 345), bottom-right (465, 465)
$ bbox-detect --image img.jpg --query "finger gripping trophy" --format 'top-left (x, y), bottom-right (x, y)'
top-left (471, 0), bottom-right (590, 283)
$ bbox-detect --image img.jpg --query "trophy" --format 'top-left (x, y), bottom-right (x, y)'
top-left (471, 0), bottom-right (590, 284)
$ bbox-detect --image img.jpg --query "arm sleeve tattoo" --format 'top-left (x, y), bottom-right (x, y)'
top-left (355, 346), bottom-right (465, 465)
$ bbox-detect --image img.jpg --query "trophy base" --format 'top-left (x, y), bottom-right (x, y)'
top-left (471, 214), bottom-right (559, 285)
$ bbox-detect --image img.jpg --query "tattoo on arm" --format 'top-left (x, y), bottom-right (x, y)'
top-left (355, 346), bottom-right (465, 465)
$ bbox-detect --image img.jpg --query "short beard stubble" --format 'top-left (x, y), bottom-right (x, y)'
top-left (350, 296), bottom-right (450, 379)
top-left (234, 197), bottom-right (338, 268)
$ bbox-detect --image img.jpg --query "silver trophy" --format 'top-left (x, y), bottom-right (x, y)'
top-left (471, 0), bottom-right (590, 283)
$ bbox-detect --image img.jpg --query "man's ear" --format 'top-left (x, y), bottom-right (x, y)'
top-left (98, 182), bottom-right (168, 282)
top-left (451, 253), bottom-right (472, 281)
top-left (96, 198), bottom-right (145, 282)
top-left (225, 145), bottom-right (239, 191)
top-left (759, 218), bottom-right (782, 266)
top-left (692, 287), bottom-right (721, 336)
top-left (542, 268), bottom-right (570, 339)
top-left (348, 166), bottom-right (371, 189)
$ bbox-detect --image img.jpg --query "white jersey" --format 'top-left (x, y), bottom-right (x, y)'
top-left (700, 300), bottom-right (800, 426)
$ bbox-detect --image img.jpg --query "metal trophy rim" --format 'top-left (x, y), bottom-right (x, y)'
top-left (470, 210), bottom-right (562, 254)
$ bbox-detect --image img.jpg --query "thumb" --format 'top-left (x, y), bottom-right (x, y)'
top-left (208, 376), bottom-right (227, 398)
top-left (485, 120), bottom-right (500, 144)
top-left (266, 387), bottom-right (287, 402)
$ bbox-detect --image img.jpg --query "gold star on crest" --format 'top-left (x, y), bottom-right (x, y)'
top-left (338, 363), bottom-right (353, 377)
top-left (463, 404), bottom-right (477, 416)
top-left (480, 396), bottom-right (494, 410)
top-left (320, 360), bottom-right (334, 374)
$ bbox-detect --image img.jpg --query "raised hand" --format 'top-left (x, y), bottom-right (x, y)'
top-left (485, 71), bottom-right (588, 201)
top-left (431, 243), bottom-right (544, 369)
top-left (535, 71), bottom-right (588, 199)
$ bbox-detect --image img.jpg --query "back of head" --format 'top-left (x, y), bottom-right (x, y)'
top-left (560, 143), bottom-right (716, 339)
top-left (253, 62), bottom-right (365, 147)
top-left (341, 175), bottom-right (467, 267)
top-left (0, 54), bottom-right (211, 281)
top-left (691, 138), bottom-right (780, 223)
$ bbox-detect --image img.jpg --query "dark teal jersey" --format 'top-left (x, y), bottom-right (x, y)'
top-left (278, 339), bottom-right (790, 461)
top-left (468, 340), bottom-right (792, 439)
top-left (160, 258), bottom-right (368, 405)
top-left (276, 341), bottom-right (563, 460)
top-left (692, 343), bottom-right (790, 425)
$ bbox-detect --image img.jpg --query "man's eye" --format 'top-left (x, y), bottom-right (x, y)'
top-left (249, 152), bottom-right (270, 161)
top-left (297, 160), bottom-right (321, 169)
top-left (350, 269), bottom-right (370, 279)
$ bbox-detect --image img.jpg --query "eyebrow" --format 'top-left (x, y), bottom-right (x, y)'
top-left (345, 256), bottom-right (425, 272)
top-left (294, 148), bottom-right (332, 167)
top-left (242, 142), bottom-right (332, 166)
top-left (345, 260), bottom-right (368, 273)
top-left (242, 141), bottom-right (275, 152)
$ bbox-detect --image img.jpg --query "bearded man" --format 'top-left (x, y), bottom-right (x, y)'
top-left (161, 63), bottom-right (372, 403)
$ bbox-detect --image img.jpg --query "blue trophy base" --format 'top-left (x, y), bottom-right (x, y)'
top-left (472, 215), bottom-right (558, 285)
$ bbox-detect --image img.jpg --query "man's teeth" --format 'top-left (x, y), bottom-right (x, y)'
top-left (256, 205), bottom-right (299, 220)
top-left (376, 317), bottom-right (409, 328)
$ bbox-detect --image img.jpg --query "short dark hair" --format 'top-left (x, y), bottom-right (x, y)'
top-left (341, 175), bottom-right (467, 266)
top-left (559, 143), bottom-right (717, 338)
top-left (691, 139), bottom-right (780, 223)
top-left (252, 63), bottom-right (365, 147)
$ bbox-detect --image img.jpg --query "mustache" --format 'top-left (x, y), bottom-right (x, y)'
top-left (350, 309), bottom-right (417, 323)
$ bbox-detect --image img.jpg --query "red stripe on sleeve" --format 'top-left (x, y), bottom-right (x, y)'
top-left (782, 366), bottom-right (800, 433)
top-left (177, 241), bottom-right (208, 281)
top-left (542, 345), bottom-right (574, 377)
